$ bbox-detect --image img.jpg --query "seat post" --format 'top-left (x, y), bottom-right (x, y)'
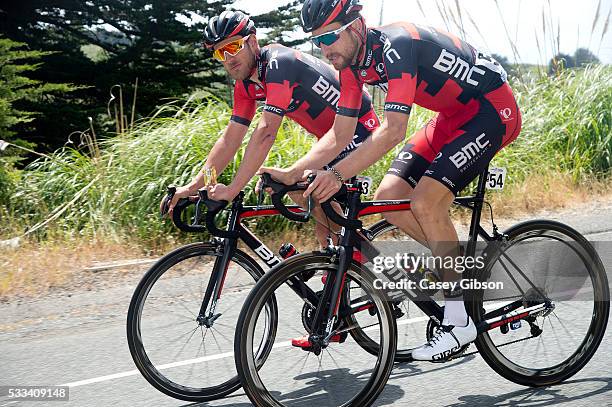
top-left (465, 167), bottom-right (489, 257)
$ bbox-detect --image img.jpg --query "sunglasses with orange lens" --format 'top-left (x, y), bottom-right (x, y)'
top-left (212, 36), bottom-right (249, 62)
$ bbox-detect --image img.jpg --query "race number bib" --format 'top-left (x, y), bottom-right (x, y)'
top-left (357, 176), bottom-right (373, 195)
top-left (486, 167), bottom-right (507, 190)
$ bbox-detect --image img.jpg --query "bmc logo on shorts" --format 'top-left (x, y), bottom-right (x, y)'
top-left (449, 133), bottom-right (490, 169)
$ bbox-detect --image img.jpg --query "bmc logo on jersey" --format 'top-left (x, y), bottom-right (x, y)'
top-left (312, 75), bottom-right (341, 106)
top-left (449, 133), bottom-right (490, 169)
top-left (433, 49), bottom-right (486, 86)
top-left (385, 102), bottom-right (410, 113)
top-left (383, 38), bottom-right (401, 64)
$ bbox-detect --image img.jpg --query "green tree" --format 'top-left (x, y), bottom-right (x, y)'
top-left (254, 0), bottom-right (307, 47)
top-left (0, 37), bottom-right (75, 206)
top-left (0, 1), bottom-right (306, 155)
top-left (574, 48), bottom-right (600, 67)
top-left (0, 38), bottom-right (75, 144)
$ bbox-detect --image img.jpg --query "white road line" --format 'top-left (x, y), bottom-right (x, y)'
top-left (59, 340), bottom-right (294, 388)
top-left (55, 301), bottom-right (522, 388)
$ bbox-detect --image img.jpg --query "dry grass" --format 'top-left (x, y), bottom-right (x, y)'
top-left (0, 239), bottom-right (148, 300)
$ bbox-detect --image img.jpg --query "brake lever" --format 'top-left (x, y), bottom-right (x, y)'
top-left (257, 182), bottom-right (266, 208)
top-left (161, 185), bottom-right (177, 218)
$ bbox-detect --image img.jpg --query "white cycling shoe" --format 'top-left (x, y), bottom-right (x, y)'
top-left (411, 317), bottom-right (477, 361)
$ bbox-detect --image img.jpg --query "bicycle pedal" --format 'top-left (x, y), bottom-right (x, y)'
top-left (292, 335), bottom-right (313, 350)
top-left (391, 302), bottom-right (405, 319)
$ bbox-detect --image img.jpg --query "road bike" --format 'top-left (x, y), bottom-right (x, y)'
top-left (234, 167), bottom-right (610, 407)
top-left (126, 178), bottom-right (409, 402)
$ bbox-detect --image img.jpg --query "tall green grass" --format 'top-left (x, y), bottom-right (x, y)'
top-left (1, 65), bottom-right (611, 244)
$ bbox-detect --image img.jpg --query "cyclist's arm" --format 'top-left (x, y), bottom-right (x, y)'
top-left (291, 115), bottom-right (358, 173)
top-left (182, 121), bottom-right (249, 193)
top-left (333, 111), bottom-right (409, 179)
top-left (226, 111), bottom-right (284, 193)
top-left (183, 81), bottom-right (256, 194)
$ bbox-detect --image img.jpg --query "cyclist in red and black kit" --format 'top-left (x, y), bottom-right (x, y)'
top-left (164, 10), bottom-right (379, 247)
top-left (265, 0), bottom-right (522, 360)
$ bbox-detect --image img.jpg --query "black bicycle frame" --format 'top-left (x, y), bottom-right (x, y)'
top-left (306, 166), bottom-right (520, 339)
top-left (178, 192), bottom-right (323, 322)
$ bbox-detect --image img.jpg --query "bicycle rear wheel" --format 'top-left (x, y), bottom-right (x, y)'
top-left (469, 220), bottom-right (609, 386)
top-left (235, 251), bottom-right (397, 406)
top-left (127, 242), bottom-right (277, 401)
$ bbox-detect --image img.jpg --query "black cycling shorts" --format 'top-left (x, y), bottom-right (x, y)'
top-left (387, 83), bottom-right (521, 195)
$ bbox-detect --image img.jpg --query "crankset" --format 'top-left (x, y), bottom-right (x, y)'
top-left (301, 291), bottom-right (348, 342)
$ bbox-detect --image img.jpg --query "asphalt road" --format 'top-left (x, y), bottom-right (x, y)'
top-left (1, 201), bottom-right (611, 407)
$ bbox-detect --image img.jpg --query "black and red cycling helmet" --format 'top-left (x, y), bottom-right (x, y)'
top-left (301, 0), bottom-right (363, 32)
top-left (203, 10), bottom-right (256, 49)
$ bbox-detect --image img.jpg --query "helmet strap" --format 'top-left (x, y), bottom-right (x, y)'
top-left (348, 16), bottom-right (368, 66)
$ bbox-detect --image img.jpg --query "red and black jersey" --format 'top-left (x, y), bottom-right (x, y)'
top-left (230, 44), bottom-right (379, 137)
top-left (338, 23), bottom-right (508, 117)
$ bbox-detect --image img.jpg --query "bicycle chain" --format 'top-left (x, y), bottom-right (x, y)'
top-left (454, 334), bottom-right (536, 359)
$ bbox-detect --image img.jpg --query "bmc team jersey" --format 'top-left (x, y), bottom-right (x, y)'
top-left (230, 44), bottom-right (379, 140)
top-left (338, 23), bottom-right (522, 194)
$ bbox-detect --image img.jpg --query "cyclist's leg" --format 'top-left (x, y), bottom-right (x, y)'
top-left (287, 190), bottom-right (340, 247)
top-left (377, 113), bottom-right (455, 246)
top-left (374, 176), bottom-right (429, 246)
top-left (411, 84), bottom-right (522, 360)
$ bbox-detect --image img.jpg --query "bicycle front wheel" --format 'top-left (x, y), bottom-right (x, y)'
top-left (127, 242), bottom-right (277, 401)
top-left (235, 251), bottom-right (397, 407)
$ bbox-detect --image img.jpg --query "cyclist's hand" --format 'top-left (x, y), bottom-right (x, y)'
top-left (208, 183), bottom-right (238, 202)
top-left (258, 166), bottom-right (300, 186)
top-left (161, 186), bottom-right (192, 217)
top-left (303, 169), bottom-right (342, 202)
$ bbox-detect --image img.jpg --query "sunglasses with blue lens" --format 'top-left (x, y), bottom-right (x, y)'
top-left (310, 17), bottom-right (360, 48)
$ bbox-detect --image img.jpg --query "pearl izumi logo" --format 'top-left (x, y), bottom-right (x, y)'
top-left (499, 108), bottom-right (512, 121)
top-left (449, 133), bottom-right (490, 169)
top-left (397, 151), bottom-right (413, 161)
top-left (433, 49), bottom-right (485, 86)
top-left (364, 118), bottom-right (377, 129)
top-left (268, 50), bottom-right (280, 70)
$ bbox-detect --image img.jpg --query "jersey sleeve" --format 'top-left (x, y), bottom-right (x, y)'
top-left (383, 35), bottom-right (417, 115)
top-left (231, 81), bottom-right (256, 126)
top-left (337, 67), bottom-right (363, 117)
top-left (261, 48), bottom-right (296, 116)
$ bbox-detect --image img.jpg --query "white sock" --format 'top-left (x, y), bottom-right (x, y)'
top-left (443, 298), bottom-right (468, 327)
